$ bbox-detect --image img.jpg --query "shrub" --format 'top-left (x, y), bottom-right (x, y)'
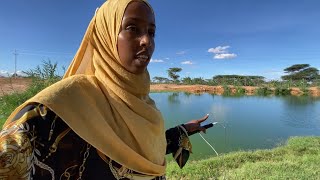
top-left (0, 60), bottom-right (61, 127)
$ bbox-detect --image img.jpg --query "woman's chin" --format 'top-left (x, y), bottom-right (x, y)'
top-left (127, 67), bottom-right (147, 74)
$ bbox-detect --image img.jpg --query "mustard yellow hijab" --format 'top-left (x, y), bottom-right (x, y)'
top-left (4, 0), bottom-right (166, 176)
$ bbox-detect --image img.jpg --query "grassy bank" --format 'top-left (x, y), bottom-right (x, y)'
top-left (166, 136), bottom-right (320, 179)
top-left (0, 61), bottom-right (61, 127)
top-left (0, 78), bottom-right (59, 127)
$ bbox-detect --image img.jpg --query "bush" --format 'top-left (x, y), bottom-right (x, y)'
top-left (255, 87), bottom-right (273, 96)
top-left (234, 86), bottom-right (246, 96)
top-left (0, 60), bottom-right (61, 127)
top-left (222, 85), bottom-right (232, 96)
top-left (275, 88), bottom-right (291, 96)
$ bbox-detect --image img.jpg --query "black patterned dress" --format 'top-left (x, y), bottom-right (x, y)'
top-left (0, 104), bottom-right (192, 180)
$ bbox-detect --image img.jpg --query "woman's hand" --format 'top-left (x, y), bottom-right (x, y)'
top-left (183, 114), bottom-right (209, 134)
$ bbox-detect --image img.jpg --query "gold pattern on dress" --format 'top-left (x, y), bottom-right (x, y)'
top-left (38, 104), bottom-right (48, 117)
top-left (0, 124), bottom-right (33, 179)
top-left (48, 116), bottom-right (58, 141)
top-left (59, 164), bottom-right (78, 180)
top-left (179, 134), bottom-right (192, 152)
top-left (173, 133), bottom-right (192, 160)
top-left (77, 143), bottom-right (91, 180)
top-left (42, 128), bottom-right (71, 162)
top-left (97, 150), bottom-right (158, 180)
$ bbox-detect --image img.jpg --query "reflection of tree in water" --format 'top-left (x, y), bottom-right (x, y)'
top-left (283, 96), bottom-right (318, 106)
top-left (183, 92), bottom-right (192, 97)
top-left (209, 93), bottom-right (215, 100)
top-left (168, 92), bottom-right (180, 104)
top-left (281, 96), bottom-right (320, 129)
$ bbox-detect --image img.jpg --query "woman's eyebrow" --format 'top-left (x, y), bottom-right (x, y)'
top-left (124, 17), bottom-right (156, 27)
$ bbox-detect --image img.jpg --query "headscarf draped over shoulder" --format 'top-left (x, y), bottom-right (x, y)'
top-left (4, 0), bottom-right (166, 176)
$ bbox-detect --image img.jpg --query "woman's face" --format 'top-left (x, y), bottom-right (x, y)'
top-left (117, 1), bottom-right (155, 74)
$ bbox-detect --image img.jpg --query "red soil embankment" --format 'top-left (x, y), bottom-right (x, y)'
top-left (150, 84), bottom-right (320, 97)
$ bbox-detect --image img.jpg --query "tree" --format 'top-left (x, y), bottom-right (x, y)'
top-left (167, 67), bottom-right (182, 83)
top-left (284, 64), bottom-right (309, 73)
top-left (192, 77), bottom-right (207, 85)
top-left (152, 76), bottom-right (170, 83)
top-left (23, 59), bottom-right (59, 80)
top-left (181, 77), bottom-right (192, 84)
top-left (212, 75), bottom-right (265, 86)
top-left (281, 64), bottom-right (319, 82)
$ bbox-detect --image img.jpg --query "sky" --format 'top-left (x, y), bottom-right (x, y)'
top-left (1, 0), bottom-right (320, 80)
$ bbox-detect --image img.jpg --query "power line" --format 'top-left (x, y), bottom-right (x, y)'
top-left (13, 49), bottom-right (19, 78)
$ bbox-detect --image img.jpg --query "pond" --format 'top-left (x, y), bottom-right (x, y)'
top-left (150, 92), bottom-right (320, 160)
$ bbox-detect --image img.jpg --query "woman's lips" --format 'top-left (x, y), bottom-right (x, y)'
top-left (136, 54), bottom-right (149, 62)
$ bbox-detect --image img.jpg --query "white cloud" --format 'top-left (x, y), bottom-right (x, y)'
top-left (0, 70), bottom-right (26, 77)
top-left (214, 53), bottom-right (237, 59)
top-left (208, 46), bottom-right (230, 54)
top-left (176, 51), bottom-right (186, 55)
top-left (12, 70), bottom-right (26, 76)
top-left (208, 45), bottom-right (237, 59)
top-left (0, 70), bottom-right (9, 77)
top-left (165, 57), bottom-right (170, 60)
top-left (181, 61), bottom-right (194, 65)
top-left (150, 59), bottom-right (164, 63)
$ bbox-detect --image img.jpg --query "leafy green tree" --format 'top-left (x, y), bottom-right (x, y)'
top-left (284, 64), bottom-right (309, 73)
top-left (281, 64), bottom-right (319, 82)
top-left (181, 77), bottom-right (192, 84)
top-left (212, 75), bottom-right (265, 86)
top-left (152, 76), bottom-right (170, 83)
top-left (167, 67), bottom-right (182, 83)
top-left (192, 77), bottom-right (207, 85)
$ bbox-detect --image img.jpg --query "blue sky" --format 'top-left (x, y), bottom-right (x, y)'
top-left (1, 0), bottom-right (320, 80)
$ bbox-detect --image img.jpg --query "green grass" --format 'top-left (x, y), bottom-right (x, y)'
top-left (0, 60), bottom-right (61, 127)
top-left (166, 136), bottom-right (320, 179)
top-left (0, 78), bottom-right (59, 127)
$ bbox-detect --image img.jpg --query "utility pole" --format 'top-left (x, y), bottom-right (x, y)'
top-left (13, 49), bottom-right (18, 78)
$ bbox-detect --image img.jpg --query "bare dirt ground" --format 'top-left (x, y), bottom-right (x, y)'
top-left (1, 77), bottom-right (319, 97)
top-left (0, 77), bottom-right (32, 96)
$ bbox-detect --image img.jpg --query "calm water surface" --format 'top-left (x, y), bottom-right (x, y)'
top-left (150, 92), bottom-right (320, 160)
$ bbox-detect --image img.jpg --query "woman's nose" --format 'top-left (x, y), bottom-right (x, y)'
top-left (140, 33), bottom-right (152, 47)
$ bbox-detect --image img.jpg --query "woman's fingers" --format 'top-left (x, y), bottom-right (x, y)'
top-left (197, 114), bottom-right (209, 123)
top-left (184, 114), bottom-right (211, 133)
top-left (199, 126), bottom-right (207, 133)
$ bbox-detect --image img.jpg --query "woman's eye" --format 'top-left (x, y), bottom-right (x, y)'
top-left (126, 25), bottom-right (137, 32)
top-left (149, 30), bottom-right (156, 37)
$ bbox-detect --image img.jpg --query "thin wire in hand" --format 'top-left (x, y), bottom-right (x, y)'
top-left (199, 133), bottom-right (219, 156)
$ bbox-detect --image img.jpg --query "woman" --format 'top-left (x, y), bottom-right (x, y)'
top-left (0, 0), bottom-right (209, 179)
